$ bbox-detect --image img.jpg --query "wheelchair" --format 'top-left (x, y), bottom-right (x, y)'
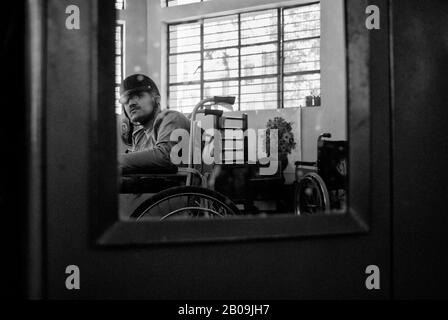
top-left (120, 96), bottom-right (245, 221)
top-left (294, 133), bottom-right (348, 215)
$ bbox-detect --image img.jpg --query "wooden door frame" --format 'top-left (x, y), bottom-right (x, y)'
top-left (91, 0), bottom-right (374, 246)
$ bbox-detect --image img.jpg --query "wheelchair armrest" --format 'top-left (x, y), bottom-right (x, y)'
top-left (120, 166), bottom-right (181, 194)
top-left (295, 161), bottom-right (317, 167)
top-left (120, 167), bottom-right (207, 193)
top-left (121, 165), bottom-right (178, 176)
top-left (120, 175), bottom-right (182, 194)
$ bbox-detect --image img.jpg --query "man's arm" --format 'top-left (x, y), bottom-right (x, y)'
top-left (119, 111), bottom-right (189, 174)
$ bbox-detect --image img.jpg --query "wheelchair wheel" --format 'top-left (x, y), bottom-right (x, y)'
top-left (130, 186), bottom-right (241, 221)
top-left (294, 173), bottom-right (330, 215)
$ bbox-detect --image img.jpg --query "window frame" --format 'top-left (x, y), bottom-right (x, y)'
top-left (167, 2), bottom-right (321, 112)
top-left (89, 0), bottom-right (373, 247)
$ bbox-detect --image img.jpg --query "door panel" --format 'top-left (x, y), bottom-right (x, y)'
top-left (392, 0), bottom-right (448, 299)
top-left (40, 0), bottom-right (391, 299)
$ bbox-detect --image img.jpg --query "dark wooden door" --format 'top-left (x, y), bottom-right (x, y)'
top-left (18, 0), bottom-right (448, 300)
top-left (3, 0), bottom-right (444, 301)
top-left (24, 0), bottom-right (391, 300)
top-left (392, 0), bottom-right (448, 299)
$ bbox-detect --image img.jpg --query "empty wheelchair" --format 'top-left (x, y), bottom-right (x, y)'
top-left (120, 96), bottom-right (245, 221)
top-left (294, 133), bottom-right (348, 215)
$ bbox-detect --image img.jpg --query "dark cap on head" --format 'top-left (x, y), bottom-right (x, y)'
top-left (119, 74), bottom-right (160, 104)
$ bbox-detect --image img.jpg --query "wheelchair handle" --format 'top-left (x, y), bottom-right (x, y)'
top-left (214, 96), bottom-right (236, 106)
top-left (318, 133), bottom-right (332, 143)
top-left (190, 96), bottom-right (236, 121)
top-left (186, 96), bottom-right (236, 186)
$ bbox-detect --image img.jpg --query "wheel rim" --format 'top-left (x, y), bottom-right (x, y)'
top-left (296, 174), bottom-right (329, 215)
top-left (160, 207), bottom-right (225, 221)
top-left (137, 192), bottom-right (235, 220)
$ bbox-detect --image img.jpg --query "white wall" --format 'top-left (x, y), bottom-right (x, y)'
top-left (302, 0), bottom-right (347, 160)
top-left (124, 0), bottom-right (347, 183)
top-left (119, 0), bottom-right (149, 76)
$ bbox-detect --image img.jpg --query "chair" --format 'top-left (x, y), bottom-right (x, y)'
top-left (294, 133), bottom-right (348, 215)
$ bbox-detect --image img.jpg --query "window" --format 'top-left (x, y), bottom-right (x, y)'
top-left (164, 0), bottom-right (211, 8)
top-left (168, 3), bottom-right (321, 113)
top-left (115, 21), bottom-right (125, 114)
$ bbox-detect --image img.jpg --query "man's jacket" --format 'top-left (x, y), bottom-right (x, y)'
top-left (119, 110), bottom-right (190, 174)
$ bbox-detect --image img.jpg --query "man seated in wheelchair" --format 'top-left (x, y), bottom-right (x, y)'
top-left (117, 75), bottom-right (238, 219)
top-left (118, 74), bottom-right (192, 201)
top-left (118, 74), bottom-right (190, 175)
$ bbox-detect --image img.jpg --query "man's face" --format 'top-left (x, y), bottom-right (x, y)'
top-left (123, 91), bottom-right (155, 124)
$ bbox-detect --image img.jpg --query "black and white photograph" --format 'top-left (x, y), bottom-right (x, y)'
top-left (2, 0), bottom-right (448, 304)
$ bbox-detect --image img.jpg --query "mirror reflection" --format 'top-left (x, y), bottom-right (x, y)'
top-left (117, 0), bottom-right (347, 220)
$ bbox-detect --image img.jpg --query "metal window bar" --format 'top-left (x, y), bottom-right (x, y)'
top-left (200, 21), bottom-right (204, 101)
top-left (238, 14), bottom-right (242, 111)
top-left (278, 7), bottom-right (283, 109)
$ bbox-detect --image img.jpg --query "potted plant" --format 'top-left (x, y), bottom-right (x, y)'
top-left (265, 117), bottom-right (297, 172)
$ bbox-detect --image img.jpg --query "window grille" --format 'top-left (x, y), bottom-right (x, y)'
top-left (168, 2), bottom-right (321, 113)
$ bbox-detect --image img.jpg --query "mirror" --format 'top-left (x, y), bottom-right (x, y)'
top-left (116, 0), bottom-right (348, 221)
